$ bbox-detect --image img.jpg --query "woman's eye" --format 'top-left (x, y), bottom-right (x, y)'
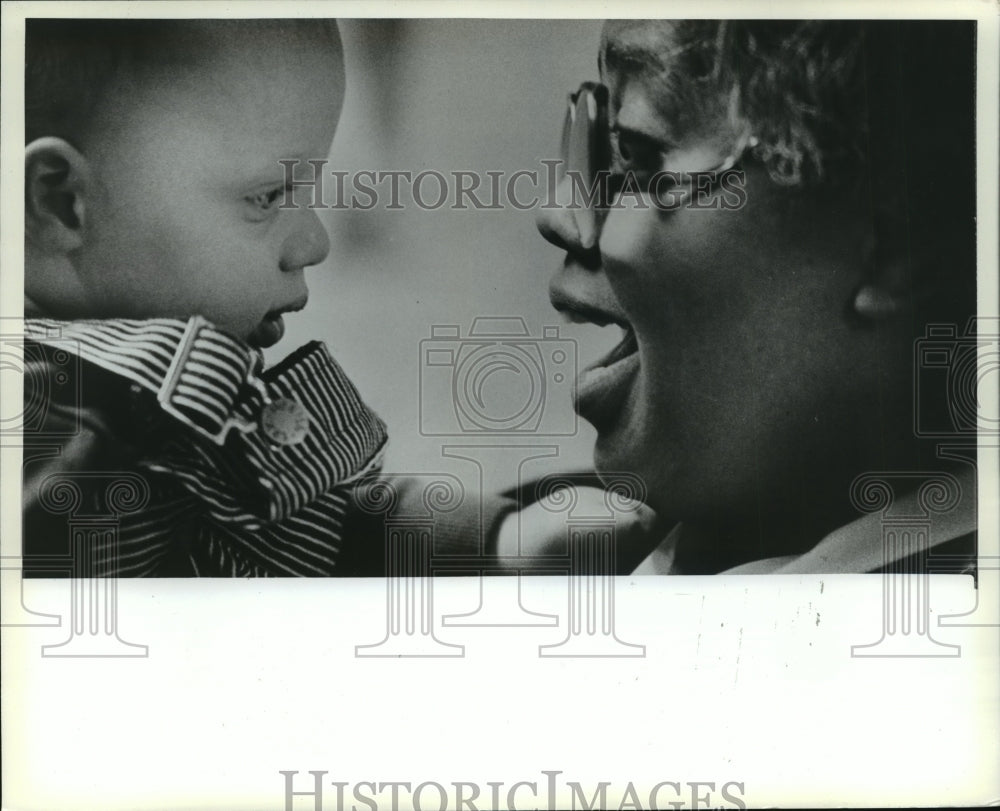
top-left (610, 130), bottom-right (664, 176)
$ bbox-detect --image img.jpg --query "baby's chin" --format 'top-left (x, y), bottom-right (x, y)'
top-left (246, 313), bottom-right (286, 349)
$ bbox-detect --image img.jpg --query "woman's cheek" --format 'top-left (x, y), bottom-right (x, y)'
top-left (599, 204), bottom-right (663, 268)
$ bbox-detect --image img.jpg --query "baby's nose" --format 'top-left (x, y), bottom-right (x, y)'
top-left (280, 210), bottom-right (331, 272)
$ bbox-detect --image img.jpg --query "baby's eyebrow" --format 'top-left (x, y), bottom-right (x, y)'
top-left (243, 152), bottom-right (324, 186)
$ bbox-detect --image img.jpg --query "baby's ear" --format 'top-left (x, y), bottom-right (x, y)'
top-left (25, 137), bottom-right (91, 253)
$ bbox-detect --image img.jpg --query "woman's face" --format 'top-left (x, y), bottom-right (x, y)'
top-left (537, 21), bottom-right (899, 525)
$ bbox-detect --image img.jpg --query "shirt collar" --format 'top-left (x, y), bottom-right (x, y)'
top-left (634, 465), bottom-right (976, 575)
top-left (25, 316), bottom-right (266, 445)
top-left (25, 315), bottom-right (389, 523)
top-left (771, 466), bottom-right (976, 574)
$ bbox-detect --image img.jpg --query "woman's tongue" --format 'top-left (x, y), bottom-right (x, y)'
top-left (574, 326), bottom-right (640, 420)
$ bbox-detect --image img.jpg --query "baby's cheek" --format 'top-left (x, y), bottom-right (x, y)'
top-left (175, 231), bottom-right (277, 332)
top-left (207, 300), bottom-right (261, 339)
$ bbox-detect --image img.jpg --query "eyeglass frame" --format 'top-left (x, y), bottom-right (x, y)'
top-left (557, 81), bottom-right (756, 249)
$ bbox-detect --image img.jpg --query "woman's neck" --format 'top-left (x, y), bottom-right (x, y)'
top-left (671, 493), bottom-right (856, 574)
top-left (671, 434), bottom-right (960, 574)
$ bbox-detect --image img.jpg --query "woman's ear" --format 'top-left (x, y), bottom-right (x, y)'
top-left (25, 137), bottom-right (92, 254)
top-left (850, 225), bottom-right (914, 322)
top-left (852, 275), bottom-right (906, 319)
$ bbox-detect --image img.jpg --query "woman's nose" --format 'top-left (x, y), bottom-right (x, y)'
top-left (280, 209), bottom-right (332, 273)
top-left (535, 176), bottom-right (602, 266)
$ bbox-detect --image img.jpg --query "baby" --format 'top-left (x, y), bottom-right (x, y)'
top-left (21, 18), bottom-right (656, 576)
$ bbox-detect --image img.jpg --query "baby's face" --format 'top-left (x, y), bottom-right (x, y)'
top-left (71, 23), bottom-right (344, 347)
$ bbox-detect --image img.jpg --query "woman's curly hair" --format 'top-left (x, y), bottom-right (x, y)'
top-left (649, 19), bottom-right (976, 321)
top-left (657, 21), bottom-right (974, 190)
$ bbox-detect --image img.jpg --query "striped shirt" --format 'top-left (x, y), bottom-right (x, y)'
top-left (21, 317), bottom-right (388, 576)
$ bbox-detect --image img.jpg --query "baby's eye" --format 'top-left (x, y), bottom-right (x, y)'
top-left (246, 183), bottom-right (292, 213)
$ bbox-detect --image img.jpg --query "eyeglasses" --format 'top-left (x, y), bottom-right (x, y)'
top-left (557, 81), bottom-right (755, 249)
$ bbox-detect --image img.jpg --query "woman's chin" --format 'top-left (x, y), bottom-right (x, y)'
top-left (592, 421), bottom-right (648, 483)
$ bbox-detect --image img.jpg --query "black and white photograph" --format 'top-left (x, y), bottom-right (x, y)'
top-left (2, 2), bottom-right (998, 809)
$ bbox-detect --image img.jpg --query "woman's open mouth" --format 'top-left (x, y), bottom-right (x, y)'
top-left (575, 322), bottom-right (640, 423)
top-left (557, 305), bottom-right (641, 426)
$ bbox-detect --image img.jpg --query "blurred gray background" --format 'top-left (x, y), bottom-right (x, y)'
top-left (267, 20), bottom-right (614, 492)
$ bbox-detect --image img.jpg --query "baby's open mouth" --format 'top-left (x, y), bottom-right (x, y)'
top-left (248, 297), bottom-right (308, 349)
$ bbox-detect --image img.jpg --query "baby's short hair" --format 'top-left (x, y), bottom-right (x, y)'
top-left (25, 18), bottom-right (340, 147)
